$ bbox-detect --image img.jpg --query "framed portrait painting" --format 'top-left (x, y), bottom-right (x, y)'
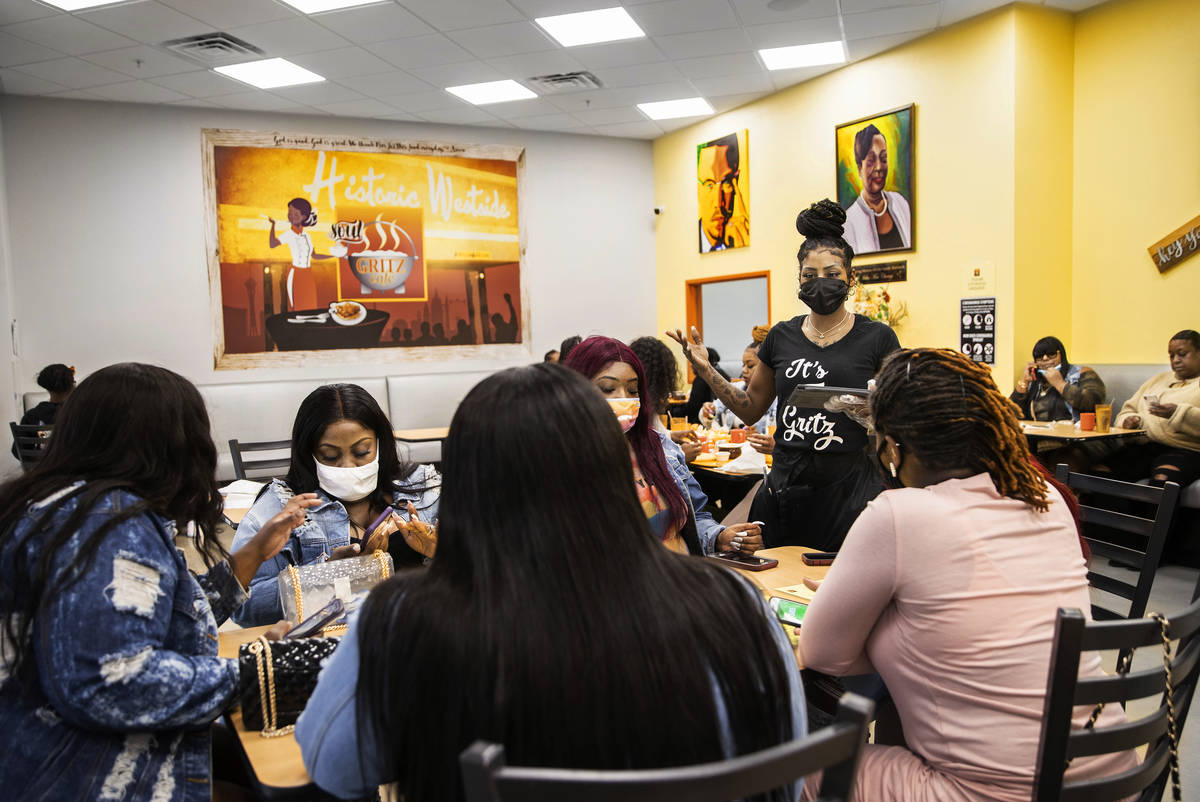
top-left (835, 104), bottom-right (914, 256)
top-left (697, 129), bottom-right (749, 253)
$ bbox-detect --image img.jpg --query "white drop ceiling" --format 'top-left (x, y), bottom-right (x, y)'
top-left (0, 0), bottom-right (1110, 139)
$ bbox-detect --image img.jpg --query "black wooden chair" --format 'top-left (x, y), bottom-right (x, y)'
top-left (1033, 595), bottom-right (1200, 801)
top-left (1055, 464), bottom-right (1181, 621)
top-left (460, 693), bottom-right (873, 802)
top-left (10, 422), bottom-right (51, 468)
top-left (228, 438), bottom-right (292, 481)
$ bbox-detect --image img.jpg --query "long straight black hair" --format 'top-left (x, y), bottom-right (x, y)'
top-left (0, 363), bottom-right (224, 675)
top-left (354, 364), bottom-right (796, 801)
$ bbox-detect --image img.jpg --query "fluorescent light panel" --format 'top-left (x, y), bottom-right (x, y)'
top-left (535, 7), bottom-right (645, 47)
top-left (446, 79), bottom-right (536, 105)
top-left (278, 0), bottom-right (383, 12)
top-left (759, 41), bottom-right (846, 70)
top-left (637, 97), bottom-right (713, 120)
top-left (39, 0), bottom-right (123, 9)
top-left (214, 58), bottom-right (325, 89)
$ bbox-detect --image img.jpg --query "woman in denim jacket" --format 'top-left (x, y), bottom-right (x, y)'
top-left (232, 384), bottom-right (441, 627)
top-left (0, 363), bottom-right (318, 802)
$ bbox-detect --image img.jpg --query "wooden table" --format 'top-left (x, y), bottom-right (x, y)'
top-left (224, 506), bottom-right (251, 526)
top-left (393, 426), bottom-right (450, 443)
top-left (741, 546), bottom-right (830, 602)
top-left (1019, 420), bottom-right (1145, 442)
top-left (218, 625), bottom-right (319, 797)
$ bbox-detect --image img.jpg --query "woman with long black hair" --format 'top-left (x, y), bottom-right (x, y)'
top-left (231, 383), bottom-right (440, 626)
top-left (0, 363), bottom-right (318, 801)
top-left (297, 364), bottom-right (805, 801)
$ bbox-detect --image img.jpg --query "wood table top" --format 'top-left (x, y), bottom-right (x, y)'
top-left (392, 426), bottom-right (450, 442)
top-left (1018, 420), bottom-right (1145, 441)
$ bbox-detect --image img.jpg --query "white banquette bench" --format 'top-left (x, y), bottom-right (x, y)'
top-left (22, 370), bottom-right (497, 481)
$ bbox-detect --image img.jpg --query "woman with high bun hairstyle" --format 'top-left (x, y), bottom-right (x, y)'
top-left (795, 348), bottom-right (1137, 802)
top-left (670, 199), bottom-right (899, 550)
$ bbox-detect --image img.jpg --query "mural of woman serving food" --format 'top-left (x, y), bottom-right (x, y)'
top-left (268, 197), bottom-right (333, 310)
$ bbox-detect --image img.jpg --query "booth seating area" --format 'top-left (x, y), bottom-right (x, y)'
top-left (23, 370), bottom-right (497, 480)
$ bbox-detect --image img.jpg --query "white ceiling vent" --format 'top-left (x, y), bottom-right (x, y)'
top-left (526, 71), bottom-right (603, 93)
top-left (161, 33), bottom-right (265, 67)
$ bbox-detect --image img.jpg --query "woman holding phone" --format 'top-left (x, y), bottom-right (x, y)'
top-left (670, 199), bottom-right (899, 551)
top-left (1010, 336), bottom-right (1105, 422)
top-left (231, 383), bottom-right (440, 626)
top-left (297, 364), bottom-right (806, 801)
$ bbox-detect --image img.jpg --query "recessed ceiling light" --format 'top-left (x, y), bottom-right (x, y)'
top-left (758, 41), bottom-right (846, 70)
top-left (278, 0), bottom-right (383, 12)
top-left (535, 7), bottom-right (646, 47)
top-left (39, 0), bottom-right (124, 9)
top-left (213, 59), bottom-right (325, 89)
top-left (446, 79), bottom-right (537, 105)
top-left (637, 97), bottom-right (714, 120)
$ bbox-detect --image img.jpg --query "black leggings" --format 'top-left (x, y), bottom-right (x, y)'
top-left (1098, 442), bottom-right (1200, 488)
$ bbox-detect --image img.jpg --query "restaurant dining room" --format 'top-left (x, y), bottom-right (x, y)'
top-left (2, 0), bottom-right (1200, 799)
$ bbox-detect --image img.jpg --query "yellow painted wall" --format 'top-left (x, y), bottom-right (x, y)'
top-left (1072, 0), bottom-right (1200, 364)
top-left (653, 8), bottom-right (1022, 386)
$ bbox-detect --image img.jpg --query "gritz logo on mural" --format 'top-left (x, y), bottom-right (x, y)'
top-left (329, 218), bottom-right (420, 297)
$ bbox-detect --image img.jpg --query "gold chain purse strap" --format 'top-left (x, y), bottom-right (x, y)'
top-left (286, 551), bottom-right (392, 636)
top-left (246, 636), bottom-right (294, 738)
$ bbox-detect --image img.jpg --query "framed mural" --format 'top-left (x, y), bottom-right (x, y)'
top-left (697, 129), bottom-right (749, 253)
top-left (203, 129), bottom-right (525, 369)
top-left (834, 104), bottom-right (914, 256)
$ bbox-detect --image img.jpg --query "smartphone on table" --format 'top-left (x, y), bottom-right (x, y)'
top-left (708, 551), bottom-right (779, 571)
top-left (801, 551), bottom-right (838, 566)
top-left (285, 598), bottom-right (345, 639)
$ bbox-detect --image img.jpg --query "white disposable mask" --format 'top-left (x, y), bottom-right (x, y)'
top-left (315, 451), bottom-right (379, 502)
top-left (606, 397), bottom-right (641, 433)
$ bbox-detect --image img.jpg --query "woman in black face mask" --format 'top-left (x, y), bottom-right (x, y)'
top-left (669, 199), bottom-right (900, 551)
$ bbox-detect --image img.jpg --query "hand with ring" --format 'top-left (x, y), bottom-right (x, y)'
top-left (717, 522), bottom-right (762, 554)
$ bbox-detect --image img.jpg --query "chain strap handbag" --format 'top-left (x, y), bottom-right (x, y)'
top-left (278, 549), bottom-right (393, 634)
top-left (238, 635), bottom-right (339, 737)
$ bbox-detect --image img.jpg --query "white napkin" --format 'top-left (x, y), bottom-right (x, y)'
top-left (722, 445), bottom-right (767, 473)
top-left (219, 479), bottom-right (265, 510)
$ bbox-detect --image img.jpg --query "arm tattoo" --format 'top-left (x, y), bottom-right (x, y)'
top-left (696, 361), bottom-right (753, 414)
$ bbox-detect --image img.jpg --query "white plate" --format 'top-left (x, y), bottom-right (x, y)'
top-left (328, 301), bottom-right (366, 326)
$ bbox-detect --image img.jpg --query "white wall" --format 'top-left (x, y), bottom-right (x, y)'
top-left (0, 96), bottom-right (656, 397)
top-left (0, 107), bottom-right (19, 475)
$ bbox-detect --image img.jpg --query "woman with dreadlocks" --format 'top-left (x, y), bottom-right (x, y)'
top-left (795, 348), bottom-right (1137, 801)
top-left (670, 199), bottom-right (900, 550)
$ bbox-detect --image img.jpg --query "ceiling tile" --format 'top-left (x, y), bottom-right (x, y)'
top-left (339, 69), bottom-right (430, 95)
top-left (0, 29), bottom-right (62, 67)
top-left (742, 16), bottom-right (843, 49)
top-left (49, 88), bottom-right (108, 99)
top-left (842, 0), bottom-right (939, 11)
top-left (591, 120), bottom-right (663, 139)
top-left (690, 71), bottom-right (771, 96)
top-left (82, 44), bottom-right (199, 78)
top-left (768, 62), bottom-right (838, 90)
top-left (365, 33), bottom-right (474, 69)
top-left (211, 90), bottom-right (311, 111)
top-left (483, 96), bottom-right (559, 118)
top-left (446, 22), bottom-right (557, 59)
top-left (1, 67), bottom-right (66, 94)
top-left (653, 27), bottom-right (753, 60)
top-left (937, 0), bottom-right (1011, 27)
top-left (314, 97), bottom-right (399, 116)
top-left (628, 0), bottom-right (738, 37)
top-left (618, 80), bottom-right (704, 103)
top-left (1044, 0), bottom-right (1111, 10)
top-left (570, 39), bottom-right (667, 70)
top-left (88, 79), bottom-right (190, 103)
top-left (159, 0), bottom-right (298, 29)
top-left (230, 16), bottom-right (351, 58)
top-left (0, 0), bottom-right (57, 26)
top-left (376, 109), bottom-right (422, 120)
top-left (407, 59), bottom-right (505, 87)
top-left (14, 57), bottom-right (130, 88)
top-left (673, 51), bottom-right (761, 79)
top-left (485, 49), bottom-right (586, 79)
top-left (379, 88), bottom-right (467, 111)
top-left (708, 90), bottom-right (767, 112)
top-left (288, 46), bottom-right (395, 79)
top-left (149, 69), bottom-right (248, 97)
top-left (844, 30), bottom-right (919, 59)
top-left (3, 14), bottom-right (136, 55)
top-left (270, 80), bottom-right (366, 104)
top-left (589, 60), bottom-right (683, 88)
top-left (167, 96), bottom-right (223, 107)
top-left (396, 0), bottom-right (524, 32)
top-left (506, 0), bottom-right (610, 17)
top-left (416, 105), bottom-right (501, 124)
top-left (727, 0), bottom-right (839, 26)
top-left (505, 111), bottom-right (587, 131)
top-left (543, 87), bottom-right (627, 112)
top-left (80, 2), bottom-right (212, 43)
top-left (572, 104), bottom-right (645, 125)
top-left (314, 3), bottom-right (434, 44)
top-left (842, 3), bottom-right (940, 39)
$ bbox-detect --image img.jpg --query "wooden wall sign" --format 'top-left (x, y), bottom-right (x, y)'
top-left (1148, 213), bottom-right (1200, 273)
top-left (857, 260), bottom-right (907, 284)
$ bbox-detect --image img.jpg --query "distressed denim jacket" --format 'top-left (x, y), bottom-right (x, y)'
top-left (230, 465), bottom-right (441, 627)
top-left (0, 486), bottom-right (246, 802)
top-left (656, 430), bottom-right (725, 554)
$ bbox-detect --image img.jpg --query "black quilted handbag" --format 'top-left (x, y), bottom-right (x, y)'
top-left (238, 635), bottom-right (339, 736)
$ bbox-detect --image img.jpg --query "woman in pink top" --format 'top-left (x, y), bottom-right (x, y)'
top-left (797, 348), bottom-right (1137, 801)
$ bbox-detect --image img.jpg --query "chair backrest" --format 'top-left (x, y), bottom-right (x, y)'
top-left (10, 422), bottom-right (51, 467)
top-left (459, 693), bottom-right (873, 802)
top-left (1033, 596), bottom-right (1200, 802)
top-left (1055, 464), bottom-right (1180, 621)
top-left (228, 438), bottom-right (292, 481)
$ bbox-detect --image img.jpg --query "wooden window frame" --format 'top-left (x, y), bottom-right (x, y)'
top-left (683, 271), bottom-right (772, 382)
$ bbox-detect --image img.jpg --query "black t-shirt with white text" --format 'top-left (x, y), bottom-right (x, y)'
top-left (757, 314), bottom-right (900, 475)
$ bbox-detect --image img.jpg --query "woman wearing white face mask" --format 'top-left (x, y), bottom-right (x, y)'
top-left (231, 384), bottom-right (440, 626)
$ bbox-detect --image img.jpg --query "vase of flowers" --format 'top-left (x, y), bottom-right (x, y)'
top-left (852, 284), bottom-right (908, 329)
